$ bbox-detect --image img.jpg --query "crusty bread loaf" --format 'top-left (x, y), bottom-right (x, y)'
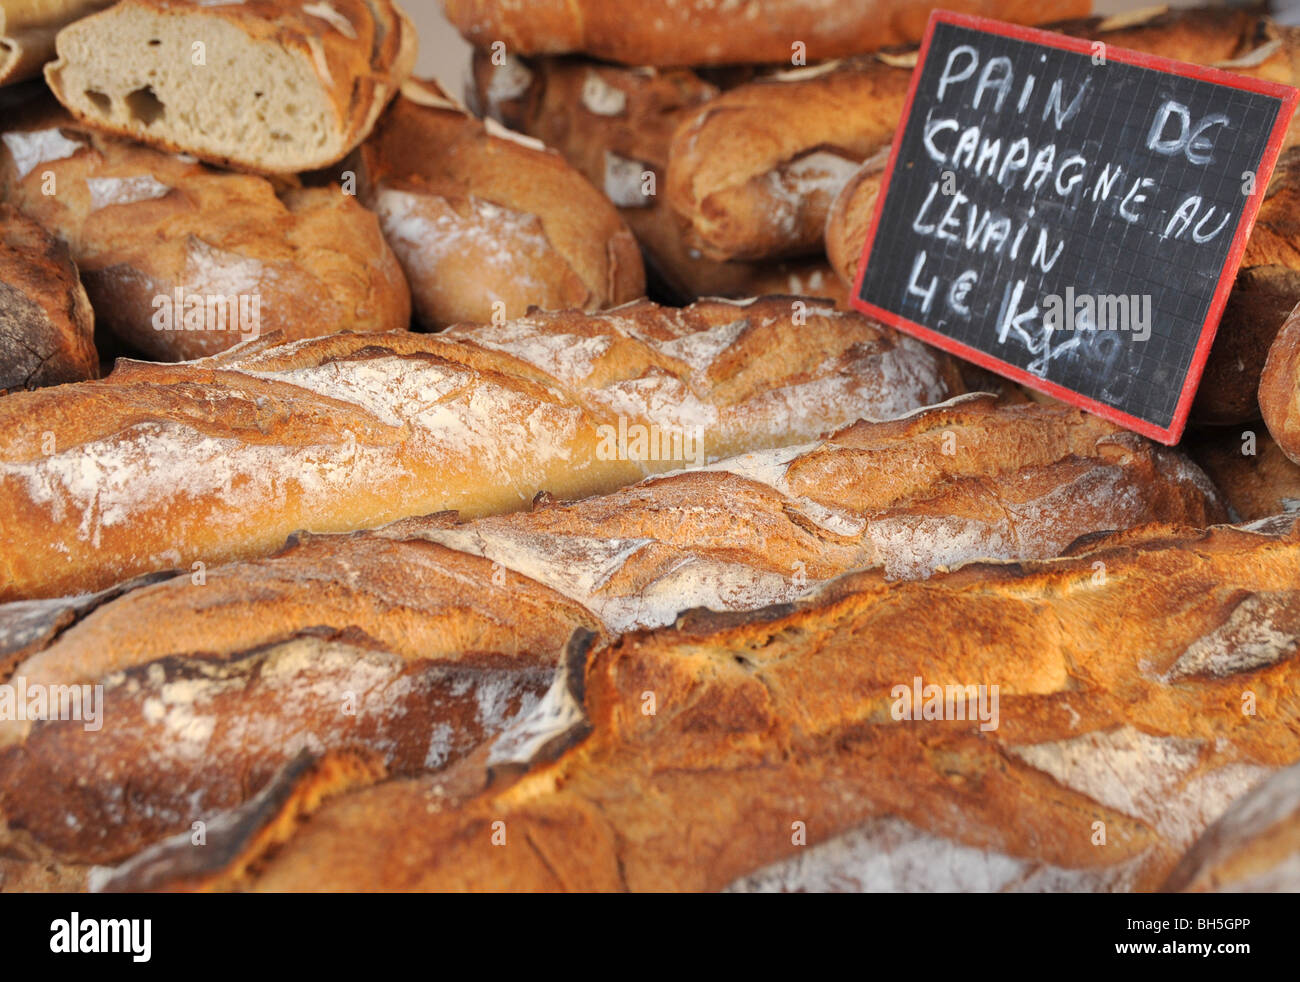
top-left (1186, 426), bottom-right (1300, 522)
top-left (443, 0), bottom-right (1085, 67)
top-left (1194, 147), bottom-right (1300, 425)
top-left (80, 517), bottom-right (1300, 891)
top-left (692, 7), bottom-right (1300, 264)
top-left (1260, 300), bottom-right (1300, 464)
top-left (45, 0), bottom-right (416, 174)
top-left (471, 52), bottom-right (849, 306)
top-left (0, 0), bottom-right (111, 86)
top-left (0, 395), bottom-right (1226, 867)
top-left (351, 78), bottom-right (643, 329)
top-left (0, 297), bottom-right (959, 601)
top-left (1, 100), bottom-right (411, 360)
top-left (0, 203), bottom-right (97, 393)
top-left (1164, 761), bottom-right (1300, 892)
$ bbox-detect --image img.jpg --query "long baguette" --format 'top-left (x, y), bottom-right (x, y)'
top-left (352, 78), bottom-right (644, 329)
top-left (443, 0), bottom-right (1085, 68)
top-left (85, 517), bottom-right (1300, 891)
top-left (677, 7), bottom-right (1300, 263)
top-left (45, 0), bottom-right (417, 174)
top-left (0, 395), bottom-right (1227, 867)
top-left (0, 297), bottom-right (958, 601)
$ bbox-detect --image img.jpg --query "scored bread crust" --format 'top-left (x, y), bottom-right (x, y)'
top-left (470, 51), bottom-right (849, 305)
top-left (0, 395), bottom-right (1226, 867)
top-left (1, 98), bottom-right (411, 360)
top-left (44, 0), bottom-right (417, 174)
top-left (0, 0), bottom-right (113, 86)
top-left (443, 0), bottom-right (1086, 67)
top-left (83, 518), bottom-right (1300, 892)
top-left (683, 6), bottom-right (1299, 264)
top-left (0, 297), bottom-right (959, 602)
top-left (0, 203), bottom-right (97, 393)
top-left (352, 78), bottom-right (645, 328)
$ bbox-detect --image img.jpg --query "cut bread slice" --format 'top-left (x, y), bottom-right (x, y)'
top-left (44, 0), bottom-right (416, 174)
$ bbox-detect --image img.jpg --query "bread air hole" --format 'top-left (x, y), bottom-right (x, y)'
top-left (147, 38), bottom-right (161, 46)
top-left (83, 90), bottom-right (111, 114)
top-left (125, 86), bottom-right (166, 126)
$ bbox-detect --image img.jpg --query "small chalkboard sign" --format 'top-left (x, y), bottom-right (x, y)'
top-left (852, 11), bottom-right (1298, 443)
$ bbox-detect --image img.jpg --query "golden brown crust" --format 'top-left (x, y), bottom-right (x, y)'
top-left (354, 79), bottom-right (644, 328)
top-left (45, 0), bottom-right (417, 174)
top-left (100, 518), bottom-right (1300, 891)
top-left (0, 297), bottom-right (958, 601)
top-left (1, 99), bottom-right (411, 360)
top-left (444, 0), bottom-right (1086, 67)
top-left (470, 52), bottom-right (851, 305)
top-left (0, 203), bottom-right (97, 393)
top-left (0, 396), bottom-right (1227, 868)
top-left (1260, 301), bottom-right (1300, 464)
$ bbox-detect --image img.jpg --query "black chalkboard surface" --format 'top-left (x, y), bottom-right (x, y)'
top-left (852, 12), bottom-right (1297, 443)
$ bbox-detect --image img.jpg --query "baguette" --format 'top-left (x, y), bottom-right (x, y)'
top-left (352, 79), bottom-right (643, 329)
top-left (1164, 761), bottom-right (1300, 892)
top-left (88, 517), bottom-right (1300, 891)
top-left (1186, 426), bottom-right (1300, 522)
top-left (1, 100), bottom-right (410, 360)
top-left (0, 395), bottom-right (1226, 867)
top-left (1260, 300), bottom-right (1300, 464)
top-left (0, 297), bottom-right (959, 601)
top-left (0, 203), bottom-right (97, 393)
top-left (471, 52), bottom-right (849, 305)
top-left (0, 0), bottom-right (112, 86)
top-left (443, 0), bottom-right (1085, 68)
top-left (682, 7), bottom-right (1300, 263)
top-left (45, 0), bottom-right (417, 174)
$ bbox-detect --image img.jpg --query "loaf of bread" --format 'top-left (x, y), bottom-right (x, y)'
top-left (471, 52), bottom-right (848, 306)
top-left (687, 7), bottom-right (1300, 264)
top-left (79, 516), bottom-right (1300, 891)
top-left (0, 203), bottom-right (97, 393)
top-left (0, 0), bottom-right (111, 86)
top-left (351, 78), bottom-right (643, 329)
top-left (1164, 761), bottom-right (1300, 892)
top-left (1186, 426), bottom-right (1300, 522)
top-left (0, 394), bottom-right (1225, 868)
top-left (444, 0), bottom-right (1085, 68)
top-left (1260, 301), bottom-right (1300, 465)
top-left (0, 297), bottom-right (959, 601)
top-left (45, 0), bottom-right (416, 174)
top-left (1194, 147), bottom-right (1300, 425)
top-left (1, 99), bottom-right (411, 360)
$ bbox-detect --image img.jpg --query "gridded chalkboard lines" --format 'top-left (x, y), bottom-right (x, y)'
top-left (852, 12), bottom-right (1298, 443)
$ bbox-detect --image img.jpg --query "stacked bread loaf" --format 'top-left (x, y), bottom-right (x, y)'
top-left (1, 1), bottom-right (1299, 897)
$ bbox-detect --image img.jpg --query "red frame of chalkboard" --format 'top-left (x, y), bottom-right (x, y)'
top-left (850, 9), bottom-right (1299, 444)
